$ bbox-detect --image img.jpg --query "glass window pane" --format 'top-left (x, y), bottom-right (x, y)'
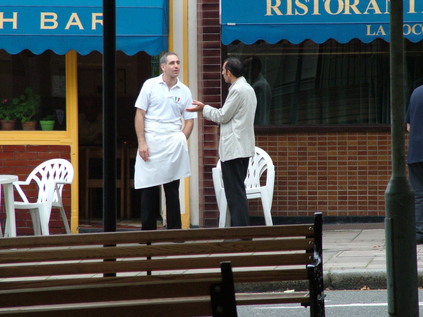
top-left (0, 50), bottom-right (66, 130)
top-left (228, 39), bottom-right (423, 126)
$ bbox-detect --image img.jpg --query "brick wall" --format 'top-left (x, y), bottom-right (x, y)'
top-left (252, 133), bottom-right (392, 220)
top-left (0, 145), bottom-right (71, 235)
top-left (197, 0), bottom-right (393, 227)
top-left (197, 0), bottom-right (223, 227)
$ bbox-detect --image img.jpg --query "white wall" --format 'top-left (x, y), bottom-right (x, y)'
top-left (169, 0), bottom-right (200, 227)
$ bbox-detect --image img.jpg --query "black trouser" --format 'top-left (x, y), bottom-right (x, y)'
top-left (408, 163), bottom-right (423, 241)
top-left (221, 157), bottom-right (250, 226)
top-left (140, 179), bottom-right (181, 230)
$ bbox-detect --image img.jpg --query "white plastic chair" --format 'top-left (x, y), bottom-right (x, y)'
top-left (212, 146), bottom-right (275, 227)
top-left (13, 159), bottom-right (74, 235)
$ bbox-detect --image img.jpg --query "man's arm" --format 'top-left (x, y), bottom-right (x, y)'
top-left (134, 108), bottom-right (149, 161)
top-left (182, 119), bottom-right (194, 139)
top-left (188, 90), bottom-right (241, 124)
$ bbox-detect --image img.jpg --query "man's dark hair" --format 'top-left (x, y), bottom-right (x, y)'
top-left (160, 52), bottom-right (178, 65)
top-left (224, 57), bottom-right (244, 78)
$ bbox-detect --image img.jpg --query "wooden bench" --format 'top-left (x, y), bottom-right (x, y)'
top-left (0, 212), bottom-right (325, 317)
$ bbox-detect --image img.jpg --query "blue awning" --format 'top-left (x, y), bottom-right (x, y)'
top-left (0, 0), bottom-right (168, 55)
top-left (221, 0), bottom-right (423, 44)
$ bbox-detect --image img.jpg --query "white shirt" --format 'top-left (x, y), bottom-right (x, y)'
top-left (134, 75), bottom-right (197, 125)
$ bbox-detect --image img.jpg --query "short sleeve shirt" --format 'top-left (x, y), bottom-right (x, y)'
top-left (134, 75), bottom-right (197, 125)
top-left (406, 85), bottom-right (423, 164)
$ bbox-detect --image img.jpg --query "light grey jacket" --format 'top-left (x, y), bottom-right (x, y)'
top-left (203, 76), bottom-right (257, 162)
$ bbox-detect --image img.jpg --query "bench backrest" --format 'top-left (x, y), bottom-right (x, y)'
top-left (0, 214), bottom-right (322, 316)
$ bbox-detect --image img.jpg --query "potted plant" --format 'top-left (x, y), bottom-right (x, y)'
top-left (39, 114), bottom-right (56, 131)
top-left (13, 88), bottom-right (41, 130)
top-left (0, 98), bottom-right (16, 130)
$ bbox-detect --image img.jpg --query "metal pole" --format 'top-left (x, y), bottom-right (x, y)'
top-left (385, 0), bottom-right (419, 315)
top-left (102, 0), bottom-right (117, 232)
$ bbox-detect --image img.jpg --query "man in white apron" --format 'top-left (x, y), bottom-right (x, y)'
top-left (134, 52), bottom-right (196, 230)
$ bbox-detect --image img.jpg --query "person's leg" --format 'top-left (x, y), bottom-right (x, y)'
top-left (140, 185), bottom-right (160, 230)
top-left (163, 180), bottom-right (182, 229)
top-left (221, 158), bottom-right (250, 226)
top-left (408, 163), bottom-right (423, 242)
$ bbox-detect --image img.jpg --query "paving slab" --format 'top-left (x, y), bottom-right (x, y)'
top-left (322, 225), bottom-right (423, 290)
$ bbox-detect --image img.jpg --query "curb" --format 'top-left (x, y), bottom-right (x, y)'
top-left (326, 269), bottom-right (423, 290)
top-left (325, 270), bottom-right (387, 290)
top-left (239, 269), bottom-right (423, 293)
top-left (236, 271), bottom-right (385, 293)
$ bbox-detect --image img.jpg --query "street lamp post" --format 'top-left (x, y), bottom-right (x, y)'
top-left (385, 0), bottom-right (419, 315)
top-left (102, 0), bottom-right (117, 233)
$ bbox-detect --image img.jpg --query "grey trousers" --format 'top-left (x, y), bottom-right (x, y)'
top-left (221, 157), bottom-right (250, 227)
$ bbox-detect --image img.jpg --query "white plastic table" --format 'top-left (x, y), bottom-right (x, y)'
top-left (0, 175), bottom-right (18, 237)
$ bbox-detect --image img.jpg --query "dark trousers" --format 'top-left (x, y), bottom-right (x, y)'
top-left (408, 163), bottom-right (423, 241)
top-left (140, 179), bottom-right (181, 230)
top-left (221, 157), bottom-right (250, 226)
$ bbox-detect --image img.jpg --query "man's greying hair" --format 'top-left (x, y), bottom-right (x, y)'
top-left (160, 52), bottom-right (178, 65)
top-left (224, 57), bottom-right (244, 78)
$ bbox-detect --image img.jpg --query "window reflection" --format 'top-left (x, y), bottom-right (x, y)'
top-left (243, 56), bottom-right (272, 126)
top-left (229, 39), bottom-right (423, 126)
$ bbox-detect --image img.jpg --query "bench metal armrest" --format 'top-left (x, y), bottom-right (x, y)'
top-left (210, 261), bottom-right (238, 317)
top-left (305, 212), bottom-right (326, 317)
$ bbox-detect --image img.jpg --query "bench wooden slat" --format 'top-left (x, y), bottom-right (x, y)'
top-left (0, 297), bottom-right (216, 317)
top-left (0, 268), bottom-right (309, 291)
top-left (0, 238), bottom-right (314, 264)
top-left (0, 292), bottom-right (314, 317)
top-left (0, 224), bottom-right (315, 249)
top-left (0, 292), bottom-right (313, 316)
top-left (0, 278), bottom-right (222, 307)
top-left (237, 292), bottom-right (310, 304)
top-left (0, 253), bottom-right (312, 278)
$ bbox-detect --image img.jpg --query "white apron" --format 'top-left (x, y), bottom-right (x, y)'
top-left (134, 121), bottom-right (191, 189)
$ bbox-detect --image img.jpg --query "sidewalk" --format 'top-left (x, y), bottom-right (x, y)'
top-left (80, 220), bottom-right (422, 291)
top-left (322, 223), bottom-right (423, 290)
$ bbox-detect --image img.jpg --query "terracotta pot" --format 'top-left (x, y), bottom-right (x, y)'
top-left (21, 121), bottom-right (37, 130)
top-left (0, 119), bottom-right (16, 130)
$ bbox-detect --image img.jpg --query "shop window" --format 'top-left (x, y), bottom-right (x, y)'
top-left (77, 51), bottom-right (152, 144)
top-left (0, 50), bottom-right (66, 131)
top-left (77, 51), bottom-right (152, 219)
top-left (228, 39), bottom-right (423, 126)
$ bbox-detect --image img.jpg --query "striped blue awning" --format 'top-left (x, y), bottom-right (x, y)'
top-left (221, 0), bottom-right (423, 44)
top-left (0, 0), bottom-right (168, 55)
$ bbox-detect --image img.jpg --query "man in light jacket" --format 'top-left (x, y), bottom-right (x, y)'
top-left (187, 57), bottom-right (257, 226)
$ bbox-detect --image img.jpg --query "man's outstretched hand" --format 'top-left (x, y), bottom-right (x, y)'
top-left (186, 100), bottom-right (205, 112)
